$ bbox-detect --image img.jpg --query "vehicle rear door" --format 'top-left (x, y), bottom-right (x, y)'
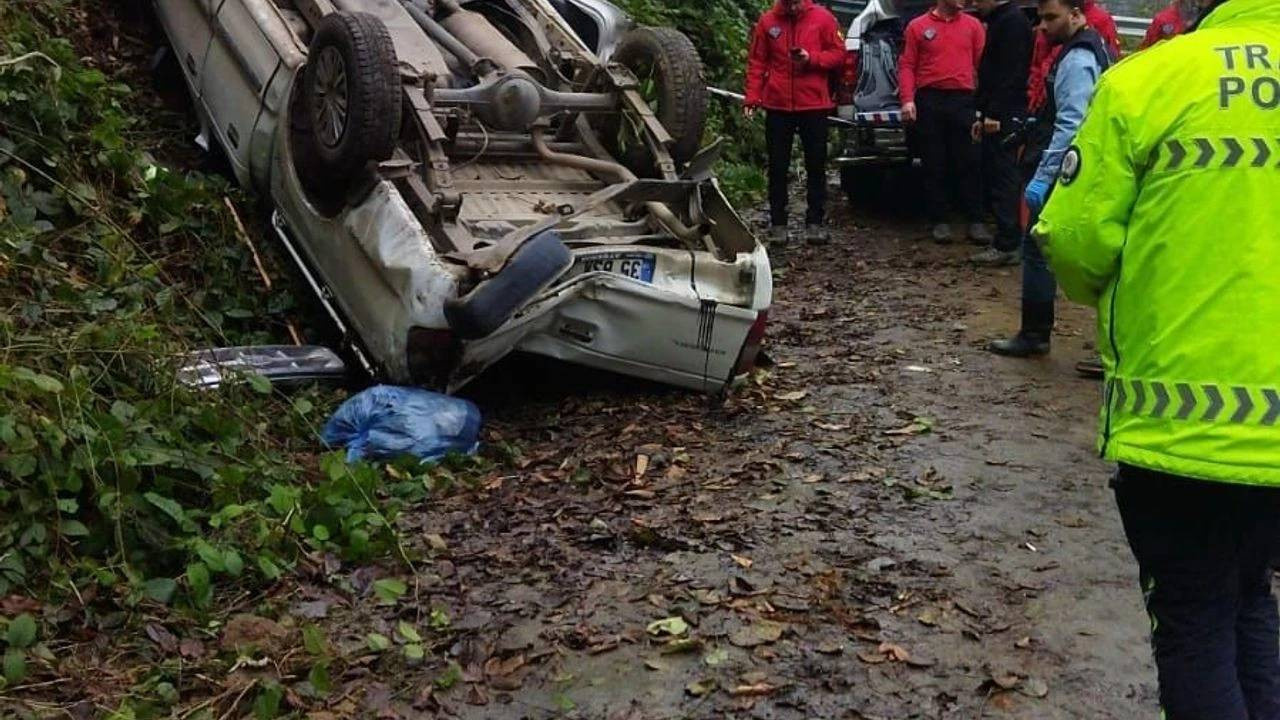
top-left (152, 0), bottom-right (216, 96)
top-left (200, 0), bottom-right (301, 188)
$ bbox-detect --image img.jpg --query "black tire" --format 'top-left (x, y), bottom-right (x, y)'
top-left (303, 12), bottom-right (401, 190)
top-left (444, 232), bottom-right (574, 340)
top-left (603, 26), bottom-right (708, 174)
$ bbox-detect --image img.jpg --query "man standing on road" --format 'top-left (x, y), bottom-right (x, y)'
top-left (970, 0), bottom-right (1033, 266)
top-left (987, 0), bottom-right (1108, 359)
top-left (1035, 1), bottom-right (1280, 716)
top-left (898, 0), bottom-right (987, 244)
top-left (1027, 0), bottom-right (1119, 114)
top-left (744, 0), bottom-right (846, 246)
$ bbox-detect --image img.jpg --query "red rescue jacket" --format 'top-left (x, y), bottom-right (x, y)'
top-left (744, 0), bottom-right (846, 112)
top-left (1027, 0), bottom-right (1121, 112)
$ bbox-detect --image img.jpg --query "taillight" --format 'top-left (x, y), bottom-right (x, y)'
top-left (732, 310), bottom-right (769, 377)
top-left (836, 50), bottom-right (860, 105)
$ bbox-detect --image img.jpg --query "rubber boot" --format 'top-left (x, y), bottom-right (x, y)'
top-left (987, 301), bottom-right (1053, 357)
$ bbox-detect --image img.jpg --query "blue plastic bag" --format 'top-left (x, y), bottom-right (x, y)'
top-left (322, 385), bottom-right (482, 462)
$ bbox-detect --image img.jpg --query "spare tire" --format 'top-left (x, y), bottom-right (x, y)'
top-left (304, 12), bottom-right (401, 189)
top-left (603, 26), bottom-right (708, 175)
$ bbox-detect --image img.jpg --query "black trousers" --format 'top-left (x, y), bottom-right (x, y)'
top-left (981, 126), bottom-right (1022, 251)
top-left (766, 110), bottom-right (828, 227)
top-left (1115, 465), bottom-right (1280, 720)
top-left (915, 88), bottom-right (981, 224)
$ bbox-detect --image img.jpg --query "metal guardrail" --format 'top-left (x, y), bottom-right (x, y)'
top-left (827, 1), bottom-right (1152, 38)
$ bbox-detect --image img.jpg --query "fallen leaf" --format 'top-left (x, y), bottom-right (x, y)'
top-left (877, 642), bottom-right (910, 662)
top-left (646, 617), bottom-right (689, 637)
top-left (221, 614), bottom-right (290, 655)
top-left (1015, 636), bottom-right (1033, 649)
top-left (703, 648), bottom-right (729, 666)
top-left (916, 608), bottom-right (939, 627)
top-left (424, 533), bottom-right (448, 552)
top-left (685, 679), bottom-right (716, 697)
top-left (662, 637), bottom-right (703, 655)
top-left (635, 454), bottom-right (650, 479)
top-left (731, 682), bottom-right (779, 697)
top-left (644, 658), bottom-right (668, 671)
top-left (1019, 677), bottom-right (1049, 698)
top-left (856, 649), bottom-right (886, 664)
top-left (728, 621), bottom-right (784, 648)
top-left (483, 654), bottom-right (526, 678)
top-left (775, 391), bottom-right (809, 402)
top-left (292, 600), bottom-right (331, 619)
top-left (731, 554), bottom-right (753, 569)
top-left (145, 623), bottom-right (177, 654)
top-left (815, 640), bottom-right (844, 655)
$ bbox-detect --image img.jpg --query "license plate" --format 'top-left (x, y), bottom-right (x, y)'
top-left (573, 252), bottom-right (655, 283)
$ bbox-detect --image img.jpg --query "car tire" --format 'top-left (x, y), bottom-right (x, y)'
top-left (444, 231), bottom-right (575, 340)
top-left (603, 26), bottom-right (708, 175)
top-left (303, 12), bottom-right (401, 192)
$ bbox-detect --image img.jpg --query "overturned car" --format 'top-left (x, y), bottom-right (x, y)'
top-left (152, 0), bottom-right (772, 392)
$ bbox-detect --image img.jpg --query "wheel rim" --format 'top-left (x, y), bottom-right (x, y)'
top-left (312, 46), bottom-right (349, 148)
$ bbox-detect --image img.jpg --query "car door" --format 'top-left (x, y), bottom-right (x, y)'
top-left (151, 0), bottom-right (216, 97)
top-left (200, 0), bottom-right (300, 189)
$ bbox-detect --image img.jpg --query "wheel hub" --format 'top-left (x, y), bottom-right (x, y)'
top-left (312, 46), bottom-right (349, 148)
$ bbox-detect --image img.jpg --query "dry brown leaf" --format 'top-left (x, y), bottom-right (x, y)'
top-left (731, 554), bottom-right (754, 569)
top-left (775, 390), bottom-right (809, 402)
top-left (635, 454), bottom-right (650, 478)
top-left (877, 642), bottom-right (910, 662)
top-left (731, 683), bottom-right (779, 697)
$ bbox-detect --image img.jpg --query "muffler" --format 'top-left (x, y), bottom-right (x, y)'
top-left (433, 0), bottom-right (544, 82)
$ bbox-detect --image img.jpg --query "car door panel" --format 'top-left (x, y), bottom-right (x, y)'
top-left (201, 0), bottom-right (302, 188)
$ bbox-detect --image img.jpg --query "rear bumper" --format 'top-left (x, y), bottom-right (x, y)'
top-left (833, 104), bottom-right (912, 166)
top-left (450, 245), bottom-right (771, 393)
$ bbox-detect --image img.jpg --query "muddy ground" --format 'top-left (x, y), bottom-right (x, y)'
top-left (58, 11), bottom-right (1156, 715)
top-left (344, 192), bottom-right (1157, 720)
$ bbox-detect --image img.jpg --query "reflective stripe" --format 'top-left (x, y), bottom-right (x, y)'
top-left (1112, 378), bottom-right (1280, 426)
top-left (1154, 137), bottom-right (1279, 172)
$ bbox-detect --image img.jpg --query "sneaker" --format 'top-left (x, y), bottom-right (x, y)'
top-left (804, 224), bottom-right (830, 245)
top-left (766, 225), bottom-right (789, 245)
top-left (931, 223), bottom-right (953, 243)
top-left (967, 223), bottom-right (994, 244)
top-left (970, 247), bottom-right (1021, 267)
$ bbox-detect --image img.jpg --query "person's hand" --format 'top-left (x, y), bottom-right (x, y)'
top-left (743, 105), bottom-right (758, 120)
top-left (970, 120), bottom-right (982, 143)
top-left (902, 102), bottom-right (917, 123)
top-left (983, 118), bottom-right (1001, 134)
top-left (1024, 180), bottom-right (1050, 213)
top-left (791, 47), bottom-right (810, 65)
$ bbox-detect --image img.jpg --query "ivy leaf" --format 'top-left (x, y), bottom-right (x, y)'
top-left (6, 614), bottom-right (36, 649)
top-left (3, 649), bottom-right (25, 685)
top-left (143, 578), bottom-right (177, 605)
top-left (256, 555), bottom-right (283, 581)
top-left (246, 373), bottom-right (272, 395)
top-left (373, 578), bottom-right (407, 605)
top-left (186, 563), bottom-right (211, 609)
top-left (302, 625), bottom-right (326, 656)
top-left (366, 633), bottom-right (391, 652)
top-left (403, 643), bottom-right (425, 662)
top-left (308, 661), bottom-right (332, 694)
top-left (396, 621), bottom-right (421, 643)
top-left (223, 550), bottom-right (244, 577)
top-left (58, 520), bottom-right (90, 537)
top-left (144, 492), bottom-right (195, 532)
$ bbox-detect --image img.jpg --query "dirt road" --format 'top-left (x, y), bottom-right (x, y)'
top-left (351, 197), bottom-right (1158, 719)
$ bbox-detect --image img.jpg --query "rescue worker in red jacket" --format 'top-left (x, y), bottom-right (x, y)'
top-left (1139, 0), bottom-right (1205, 48)
top-left (898, 0), bottom-right (987, 243)
top-left (1027, 0), bottom-right (1119, 112)
top-left (744, 0), bottom-right (845, 245)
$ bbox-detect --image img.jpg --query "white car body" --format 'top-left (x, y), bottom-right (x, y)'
top-left (152, 0), bottom-right (771, 393)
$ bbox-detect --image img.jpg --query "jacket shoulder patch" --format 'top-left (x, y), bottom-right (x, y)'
top-left (768, 26), bottom-right (783, 39)
top-left (1060, 146), bottom-right (1082, 186)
